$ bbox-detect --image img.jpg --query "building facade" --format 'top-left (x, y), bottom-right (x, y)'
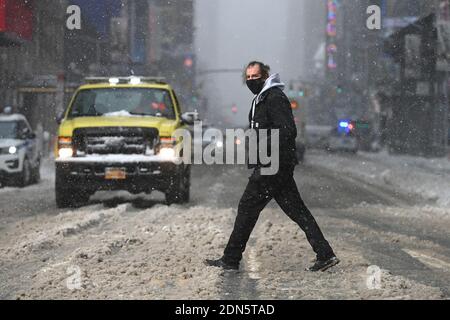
top-left (324, 0), bottom-right (448, 156)
top-left (0, 0), bottom-right (197, 155)
top-left (0, 0), bottom-right (68, 149)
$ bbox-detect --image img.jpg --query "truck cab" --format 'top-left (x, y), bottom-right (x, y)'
top-left (55, 76), bottom-right (193, 208)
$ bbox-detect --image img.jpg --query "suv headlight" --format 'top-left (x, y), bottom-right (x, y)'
top-left (0, 146), bottom-right (18, 155)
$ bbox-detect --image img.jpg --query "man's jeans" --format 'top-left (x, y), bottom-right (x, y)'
top-left (223, 167), bottom-right (335, 264)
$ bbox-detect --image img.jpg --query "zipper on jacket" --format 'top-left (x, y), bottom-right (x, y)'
top-left (250, 97), bottom-right (257, 129)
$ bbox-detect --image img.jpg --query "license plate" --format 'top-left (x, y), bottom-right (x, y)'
top-left (105, 168), bottom-right (126, 180)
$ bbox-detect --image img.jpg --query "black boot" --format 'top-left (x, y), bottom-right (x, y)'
top-left (307, 256), bottom-right (340, 272)
top-left (204, 258), bottom-right (239, 270)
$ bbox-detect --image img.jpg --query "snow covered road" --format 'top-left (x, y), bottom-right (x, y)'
top-left (0, 152), bottom-right (449, 300)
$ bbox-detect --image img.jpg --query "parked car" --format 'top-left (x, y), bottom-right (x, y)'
top-left (305, 125), bottom-right (333, 150)
top-left (0, 112), bottom-right (41, 187)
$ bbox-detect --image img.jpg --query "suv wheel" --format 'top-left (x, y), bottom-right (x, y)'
top-left (18, 158), bottom-right (31, 187)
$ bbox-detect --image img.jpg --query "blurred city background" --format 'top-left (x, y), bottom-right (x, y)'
top-left (1, 1), bottom-right (450, 300)
top-left (0, 0), bottom-right (449, 158)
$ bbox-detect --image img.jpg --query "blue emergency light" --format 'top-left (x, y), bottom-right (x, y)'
top-left (339, 121), bottom-right (349, 128)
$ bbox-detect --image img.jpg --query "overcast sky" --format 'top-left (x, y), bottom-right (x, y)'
top-left (194, 0), bottom-right (324, 127)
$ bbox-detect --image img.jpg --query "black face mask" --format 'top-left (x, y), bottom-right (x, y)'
top-left (246, 78), bottom-right (265, 95)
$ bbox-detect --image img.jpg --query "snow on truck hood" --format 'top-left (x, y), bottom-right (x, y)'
top-left (0, 139), bottom-right (24, 148)
top-left (102, 110), bottom-right (154, 117)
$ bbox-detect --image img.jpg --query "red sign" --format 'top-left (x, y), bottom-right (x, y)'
top-left (0, 0), bottom-right (6, 32)
top-left (0, 0), bottom-right (33, 41)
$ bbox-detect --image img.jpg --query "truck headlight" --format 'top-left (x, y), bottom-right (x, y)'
top-left (58, 148), bottom-right (74, 159)
top-left (8, 146), bottom-right (17, 154)
top-left (159, 147), bottom-right (176, 159)
top-left (57, 137), bottom-right (73, 158)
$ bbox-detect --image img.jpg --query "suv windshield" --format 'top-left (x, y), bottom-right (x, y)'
top-left (69, 88), bottom-right (176, 119)
top-left (0, 121), bottom-right (18, 139)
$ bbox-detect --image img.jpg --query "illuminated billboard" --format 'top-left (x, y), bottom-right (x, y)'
top-left (326, 0), bottom-right (338, 71)
top-left (0, 0), bottom-right (33, 43)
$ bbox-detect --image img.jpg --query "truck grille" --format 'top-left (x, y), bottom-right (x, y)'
top-left (72, 127), bottom-right (159, 155)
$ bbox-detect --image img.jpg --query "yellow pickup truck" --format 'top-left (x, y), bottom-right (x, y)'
top-left (55, 77), bottom-right (193, 208)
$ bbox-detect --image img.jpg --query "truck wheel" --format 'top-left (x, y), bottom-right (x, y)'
top-left (56, 187), bottom-right (90, 208)
top-left (55, 170), bottom-right (90, 208)
top-left (55, 188), bottom-right (74, 208)
top-left (18, 158), bottom-right (32, 187)
top-left (181, 165), bottom-right (191, 202)
top-left (165, 166), bottom-right (190, 205)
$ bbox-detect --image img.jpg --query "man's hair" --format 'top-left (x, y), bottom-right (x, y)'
top-left (243, 61), bottom-right (270, 82)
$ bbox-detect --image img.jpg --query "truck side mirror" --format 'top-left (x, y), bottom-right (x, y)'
top-left (181, 112), bottom-right (199, 126)
top-left (56, 111), bottom-right (65, 124)
top-left (20, 128), bottom-right (35, 140)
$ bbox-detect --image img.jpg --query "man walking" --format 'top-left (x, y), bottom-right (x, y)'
top-left (205, 61), bottom-right (339, 272)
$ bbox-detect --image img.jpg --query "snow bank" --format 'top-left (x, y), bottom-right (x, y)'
top-left (308, 150), bottom-right (450, 208)
top-left (2, 202), bottom-right (444, 300)
top-left (10, 204), bottom-right (234, 299)
top-left (248, 215), bottom-right (444, 300)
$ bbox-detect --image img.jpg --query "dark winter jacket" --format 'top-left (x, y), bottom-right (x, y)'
top-left (247, 74), bottom-right (298, 170)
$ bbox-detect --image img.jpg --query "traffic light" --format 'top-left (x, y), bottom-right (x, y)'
top-left (298, 89), bottom-right (305, 98)
top-left (183, 54), bottom-right (195, 75)
top-left (288, 83), bottom-right (295, 98)
top-left (290, 100), bottom-right (299, 109)
top-left (348, 122), bottom-right (355, 131)
top-left (184, 56), bottom-right (194, 68)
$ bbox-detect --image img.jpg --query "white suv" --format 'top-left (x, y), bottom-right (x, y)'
top-left (0, 113), bottom-right (41, 187)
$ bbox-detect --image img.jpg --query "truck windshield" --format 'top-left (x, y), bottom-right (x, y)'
top-left (0, 121), bottom-right (18, 139)
top-left (68, 88), bottom-right (176, 119)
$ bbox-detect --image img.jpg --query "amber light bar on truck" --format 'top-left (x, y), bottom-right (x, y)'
top-left (84, 76), bottom-right (167, 85)
top-left (160, 137), bottom-right (177, 146)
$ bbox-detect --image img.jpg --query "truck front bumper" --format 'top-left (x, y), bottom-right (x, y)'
top-left (55, 155), bottom-right (182, 193)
